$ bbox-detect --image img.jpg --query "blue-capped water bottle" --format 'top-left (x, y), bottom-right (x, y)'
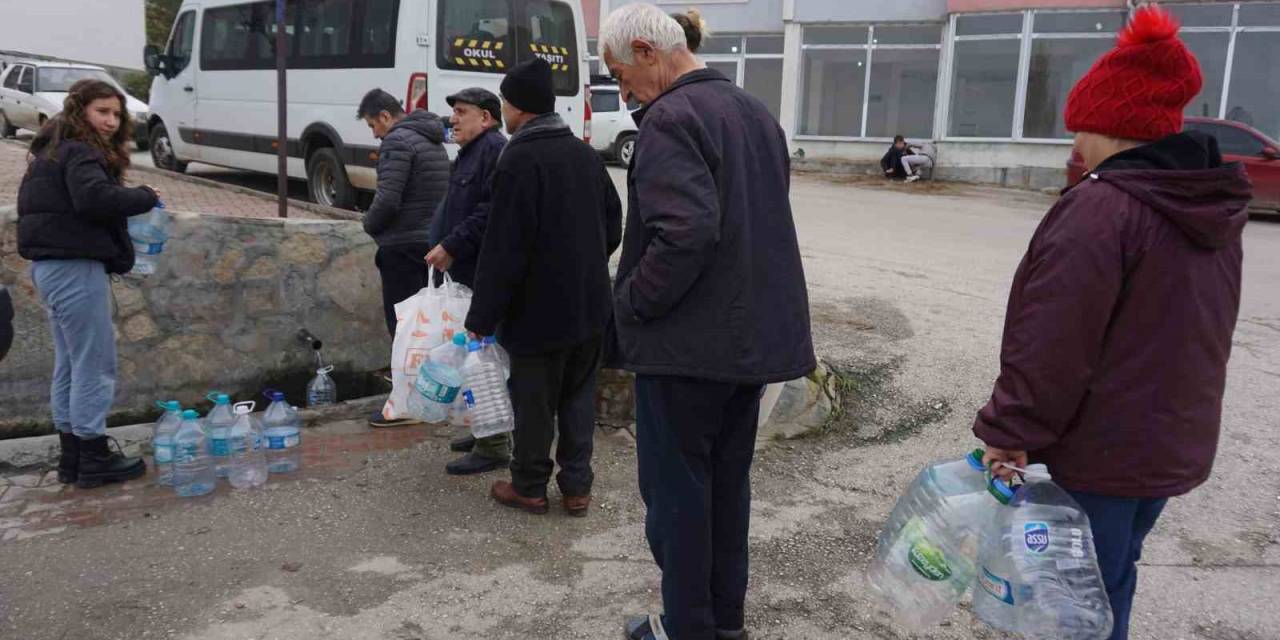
top-left (172, 410), bottom-right (216, 498)
top-left (151, 400), bottom-right (183, 487)
top-left (261, 390), bottom-right (302, 473)
top-left (128, 201), bottom-right (169, 276)
top-left (204, 392), bottom-right (236, 478)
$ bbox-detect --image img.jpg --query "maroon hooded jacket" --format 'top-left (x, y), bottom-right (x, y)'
top-left (974, 132), bottom-right (1251, 498)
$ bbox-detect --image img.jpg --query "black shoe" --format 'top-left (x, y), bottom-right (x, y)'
top-left (368, 409), bottom-right (422, 428)
top-left (77, 435), bottom-right (145, 489)
top-left (445, 452), bottom-right (509, 476)
top-left (449, 434), bottom-right (476, 453)
top-left (57, 432), bottom-right (79, 484)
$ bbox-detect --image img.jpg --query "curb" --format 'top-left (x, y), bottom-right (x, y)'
top-left (0, 393), bottom-right (390, 472)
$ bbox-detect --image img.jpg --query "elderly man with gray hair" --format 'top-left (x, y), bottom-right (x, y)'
top-left (601, 4), bottom-right (816, 640)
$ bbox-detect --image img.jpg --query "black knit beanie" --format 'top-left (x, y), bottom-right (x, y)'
top-left (500, 58), bottom-right (556, 115)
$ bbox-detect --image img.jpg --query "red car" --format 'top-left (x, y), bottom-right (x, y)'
top-left (1067, 117), bottom-right (1280, 212)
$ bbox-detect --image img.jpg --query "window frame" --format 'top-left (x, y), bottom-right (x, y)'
top-left (796, 23), bottom-right (942, 142)
top-left (199, 0), bottom-right (399, 72)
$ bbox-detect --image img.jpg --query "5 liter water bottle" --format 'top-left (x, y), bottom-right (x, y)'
top-left (151, 400), bottom-right (183, 487)
top-left (205, 392), bottom-right (236, 478)
top-left (409, 335), bottom-right (468, 423)
top-left (307, 365), bottom-right (337, 408)
top-left (867, 449), bottom-right (1013, 630)
top-left (227, 401), bottom-right (268, 490)
top-left (463, 339), bottom-right (515, 439)
top-left (261, 390), bottom-right (302, 473)
top-left (172, 409), bottom-right (216, 497)
top-left (482, 336), bottom-right (511, 380)
top-left (128, 202), bottom-right (169, 276)
top-left (972, 464), bottom-right (1112, 640)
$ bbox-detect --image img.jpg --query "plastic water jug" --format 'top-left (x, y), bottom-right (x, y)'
top-left (261, 390), bottom-right (302, 473)
top-left (204, 392), bottom-right (236, 478)
top-left (408, 335), bottom-right (468, 423)
top-left (172, 409), bottom-right (215, 497)
top-left (462, 339), bottom-right (515, 439)
top-left (867, 450), bottom-right (1013, 629)
top-left (227, 401), bottom-right (268, 490)
top-left (128, 202), bottom-right (168, 276)
top-left (307, 365), bottom-right (337, 408)
top-left (972, 464), bottom-right (1112, 639)
top-left (151, 400), bottom-right (182, 487)
top-left (482, 336), bottom-right (510, 380)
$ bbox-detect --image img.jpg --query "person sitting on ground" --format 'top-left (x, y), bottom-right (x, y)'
top-left (976, 7), bottom-right (1250, 640)
top-left (880, 135), bottom-right (933, 182)
top-left (356, 88), bottom-right (450, 428)
top-left (16, 79), bottom-right (161, 489)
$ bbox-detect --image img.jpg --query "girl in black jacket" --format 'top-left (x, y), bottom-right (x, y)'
top-left (16, 79), bottom-right (159, 489)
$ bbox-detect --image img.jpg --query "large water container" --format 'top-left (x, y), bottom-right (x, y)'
top-left (151, 400), bottom-right (183, 487)
top-left (172, 409), bottom-right (216, 497)
top-left (462, 339), bottom-right (514, 439)
top-left (306, 365), bottom-right (337, 408)
top-left (408, 335), bottom-right (468, 423)
top-left (227, 401), bottom-right (268, 490)
top-left (204, 392), bottom-right (236, 478)
top-left (972, 464), bottom-right (1112, 639)
top-left (128, 202), bottom-right (168, 276)
top-left (261, 390), bottom-right (302, 473)
top-left (867, 450), bottom-right (1013, 629)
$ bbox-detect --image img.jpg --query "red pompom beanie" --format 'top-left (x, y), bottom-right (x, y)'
top-left (1064, 4), bottom-right (1203, 141)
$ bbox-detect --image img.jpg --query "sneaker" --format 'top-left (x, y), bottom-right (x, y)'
top-left (625, 614), bottom-right (670, 640)
top-left (905, 174), bottom-right (921, 183)
top-left (367, 409), bottom-right (421, 428)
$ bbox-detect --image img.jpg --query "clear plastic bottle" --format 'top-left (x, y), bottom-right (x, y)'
top-left (261, 390), bottom-right (302, 473)
top-left (463, 339), bottom-right (515, 439)
top-left (172, 409), bottom-right (216, 498)
top-left (128, 202), bottom-right (168, 276)
top-left (446, 334), bottom-right (472, 427)
top-left (867, 450), bottom-right (1013, 630)
top-left (306, 365), bottom-right (337, 407)
top-left (408, 335), bottom-right (468, 422)
top-left (204, 392), bottom-right (236, 478)
top-left (482, 336), bottom-right (510, 380)
top-left (972, 464), bottom-right (1113, 640)
top-left (151, 400), bottom-right (183, 487)
top-left (227, 401), bottom-right (268, 490)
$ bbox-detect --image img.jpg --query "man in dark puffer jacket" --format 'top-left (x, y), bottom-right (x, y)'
top-left (358, 89), bottom-right (450, 338)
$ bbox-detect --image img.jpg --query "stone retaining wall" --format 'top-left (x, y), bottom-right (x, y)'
top-left (0, 206), bottom-right (386, 437)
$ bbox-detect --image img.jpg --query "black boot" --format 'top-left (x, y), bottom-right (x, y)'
top-left (445, 452), bottom-right (508, 476)
top-left (77, 436), bottom-right (146, 489)
top-left (449, 433), bottom-right (476, 453)
top-left (57, 432), bottom-right (79, 484)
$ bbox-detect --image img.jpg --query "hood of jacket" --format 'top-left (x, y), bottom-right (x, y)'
top-left (390, 110), bottom-right (446, 144)
top-left (1090, 131), bottom-right (1251, 250)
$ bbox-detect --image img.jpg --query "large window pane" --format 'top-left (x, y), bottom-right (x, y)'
top-left (744, 58), bottom-right (783, 120)
top-left (701, 36), bottom-right (743, 54)
top-left (949, 39), bottom-right (1019, 137)
top-left (872, 25), bottom-right (942, 45)
top-left (1166, 4), bottom-right (1233, 27)
top-left (438, 0), bottom-right (514, 75)
top-left (866, 48), bottom-right (938, 138)
top-left (360, 0), bottom-right (399, 60)
top-left (1032, 10), bottom-right (1125, 34)
top-left (1239, 2), bottom-right (1280, 27)
top-left (746, 35), bottom-right (784, 54)
top-left (707, 61), bottom-right (738, 84)
top-left (956, 14), bottom-right (1022, 36)
top-left (804, 26), bottom-right (868, 45)
top-left (1226, 32), bottom-right (1280, 139)
top-left (800, 49), bottom-right (867, 136)
top-left (297, 0), bottom-right (353, 59)
top-left (1023, 38), bottom-right (1112, 138)
top-left (1181, 32), bottom-right (1229, 119)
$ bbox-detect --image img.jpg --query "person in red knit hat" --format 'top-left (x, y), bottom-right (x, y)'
top-left (974, 5), bottom-right (1252, 639)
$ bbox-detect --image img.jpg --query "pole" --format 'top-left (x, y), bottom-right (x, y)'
top-left (275, 0), bottom-right (288, 218)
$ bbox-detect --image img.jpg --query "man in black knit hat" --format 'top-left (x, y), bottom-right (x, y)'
top-left (464, 58), bottom-right (623, 516)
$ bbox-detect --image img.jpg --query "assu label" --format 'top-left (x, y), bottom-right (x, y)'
top-left (1024, 522), bottom-right (1050, 554)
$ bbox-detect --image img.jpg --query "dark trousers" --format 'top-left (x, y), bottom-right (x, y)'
top-left (508, 336), bottom-right (602, 499)
top-left (374, 243), bottom-right (432, 337)
top-left (635, 375), bottom-right (764, 640)
top-left (1067, 491), bottom-right (1169, 640)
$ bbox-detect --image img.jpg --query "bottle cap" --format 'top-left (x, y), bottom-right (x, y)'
top-left (988, 477), bottom-right (1015, 505)
top-left (467, 340), bottom-right (482, 352)
top-left (453, 333), bottom-right (468, 346)
top-left (233, 401), bottom-right (256, 415)
top-left (483, 336), bottom-right (497, 345)
top-left (156, 400), bottom-right (181, 412)
top-left (154, 200), bottom-right (165, 209)
top-left (1024, 464), bottom-right (1051, 480)
top-left (181, 409), bottom-right (200, 420)
top-left (207, 392), bottom-right (230, 405)
top-left (263, 389), bottom-right (286, 402)
top-left (965, 448), bottom-right (986, 472)
top-left (316, 365), bottom-right (334, 375)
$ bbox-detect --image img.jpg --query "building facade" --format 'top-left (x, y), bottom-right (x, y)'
top-left (0, 0), bottom-right (146, 72)
top-left (588, 0), bottom-right (1280, 188)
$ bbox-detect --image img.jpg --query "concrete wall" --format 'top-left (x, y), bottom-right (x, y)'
top-left (948, 0), bottom-right (1122, 10)
top-left (792, 139), bottom-right (1072, 190)
top-left (609, 0), bottom-right (786, 33)
top-left (794, 0), bottom-right (949, 23)
top-left (0, 0), bottom-right (145, 71)
top-left (0, 207), bottom-right (387, 437)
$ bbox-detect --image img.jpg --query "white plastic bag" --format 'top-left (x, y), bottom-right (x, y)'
top-left (382, 268), bottom-right (472, 420)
